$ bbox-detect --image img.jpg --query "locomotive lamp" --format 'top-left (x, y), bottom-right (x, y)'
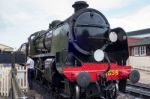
top-left (77, 72), bottom-right (91, 88)
top-left (94, 49), bottom-right (104, 62)
top-left (109, 32), bottom-right (118, 42)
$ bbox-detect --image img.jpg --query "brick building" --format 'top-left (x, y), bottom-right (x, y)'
top-left (127, 28), bottom-right (150, 71)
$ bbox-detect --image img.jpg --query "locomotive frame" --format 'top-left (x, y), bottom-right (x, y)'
top-left (18, 1), bottom-right (140, 99)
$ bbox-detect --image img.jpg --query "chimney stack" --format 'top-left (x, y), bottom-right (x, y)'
top-left (72, 1), bottom-right (89, 12)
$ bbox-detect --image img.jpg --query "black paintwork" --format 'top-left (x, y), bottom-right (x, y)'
top-left (0, 52), bottom-right (26, 64)
top-left (71, 8), bottom-right (110, 54)
top-left (18, 4), bottom-right (129, 67)
top-left (18, 1), bottom-right (130, 95)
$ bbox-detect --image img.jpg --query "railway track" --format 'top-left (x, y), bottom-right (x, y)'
top-left (26, 80), bottom-right (150, 99)
top-left (126, 82), bottom-right (150, 99)
top-left (26, 80), bottom-right (64, 99)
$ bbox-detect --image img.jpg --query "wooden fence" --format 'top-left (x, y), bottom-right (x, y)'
top-left (0, 64), bottom-right (28, 97)
top-left (15, 64), bottom-right (28, 92)
top-left (0, 64), bottom-right (11, 96)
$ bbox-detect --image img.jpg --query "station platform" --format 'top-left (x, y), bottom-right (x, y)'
top-left (138, 69), bottom-right (150, 85)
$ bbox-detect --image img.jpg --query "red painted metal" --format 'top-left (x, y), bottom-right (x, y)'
top-left (63, 63), bottom-right (132, 82)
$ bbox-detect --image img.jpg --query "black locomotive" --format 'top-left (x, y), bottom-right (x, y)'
top-left (19, 1), bottom-right (140, 99)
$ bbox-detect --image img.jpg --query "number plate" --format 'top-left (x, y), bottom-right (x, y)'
top-left (107, 70), bottom-right (119, 76)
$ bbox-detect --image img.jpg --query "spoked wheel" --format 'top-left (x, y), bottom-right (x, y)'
top-left (34, 67), bottom-right (44, 84)
top-left (35, 68), bottom-right (38, 79)
top-left (35, 68), bottom-right (41, 80)
top-left (72, 85), bottom-right (81, 99)
top-left (112, 84), bottom-right (118, 98)
top-left (105, 83), bottom-right (118, 99)
top-left (113, 84), bottom-right (118, 98)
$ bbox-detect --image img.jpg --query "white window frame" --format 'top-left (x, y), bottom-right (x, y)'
top-left (133, 47), bottom-right (139, 56)
top-left (131, 47), bottom-right (134, 56)
top-left (139, 46), bottom-right (146, 56)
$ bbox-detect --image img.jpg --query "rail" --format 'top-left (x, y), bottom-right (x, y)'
top-left (126, 82), bottom-right (150, 99)
top-left (11, 68), bottom-right (28, 99)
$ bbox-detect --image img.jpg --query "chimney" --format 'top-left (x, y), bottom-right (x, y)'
top-left (72, 1), bottom-right (89, 12)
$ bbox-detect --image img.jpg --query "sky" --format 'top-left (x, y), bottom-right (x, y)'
top-left (0, 0), bottom-right (150, 49)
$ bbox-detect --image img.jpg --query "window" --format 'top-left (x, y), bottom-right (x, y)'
top-left (139, 46), bottom-right (146, 56)
top-left (131, 47), bottom-right (134, 56)
top-left (133, 47), bottom-right (139, 56)
top-left (132, 46), bottom-right (146, 56)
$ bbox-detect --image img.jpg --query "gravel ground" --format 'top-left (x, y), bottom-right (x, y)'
top-left (117, 93), bottom-right (142, 99)
top-left (26, 81), bottom-right (52, 99)
top-left (0, 96), bottom-right (7, 99)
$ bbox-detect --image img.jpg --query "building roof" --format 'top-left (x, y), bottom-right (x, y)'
top-left (127, 28), bottom-right (150, 37)
top-left (129, 37), bottom-right (150, 47)
top-left (0, 44), bottom-right (13, 48)
top-left (128, 38), bottom-right (143, 46)
top-left (0, 43), bottom-right (13, 51)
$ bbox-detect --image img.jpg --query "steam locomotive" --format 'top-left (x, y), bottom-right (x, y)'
top-left (19, 1), bottom-right (140, 99)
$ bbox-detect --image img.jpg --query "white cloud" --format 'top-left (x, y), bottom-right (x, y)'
top-left (86, 0), bottom-right (134, 11)
top-left (34, 0), bottom-right (73, 20)
top-left (0, 0), bottom-right (148, 48)
top-left (31, 0), bottom-right (134, 19)
top-left (0, 0), bottom-right (133, 26)
top-left (109, 5), bottom-right (150, 32)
